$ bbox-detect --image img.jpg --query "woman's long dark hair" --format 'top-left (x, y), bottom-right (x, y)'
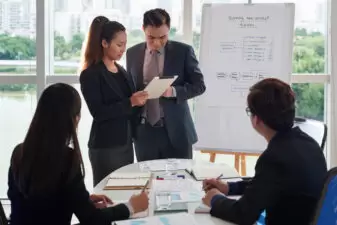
top-left (11, 83), bottom-right (84, 197)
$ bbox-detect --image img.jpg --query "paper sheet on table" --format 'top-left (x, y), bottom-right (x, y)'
top-left (152, 179), bottom-right (200, 193)
top-left (139, 160), bottom-right (189, 171)
top-left (114, 212), bottom-right (197, 225)
top-left (144, 76), bottom-right (177, 99)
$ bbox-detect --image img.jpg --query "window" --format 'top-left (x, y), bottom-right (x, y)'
top-left (0, 84), bottom-right (37, 197)
top-left (0, 0), bottom-right (36, 75)
top-left (52, 0), bottom-right (184, 75)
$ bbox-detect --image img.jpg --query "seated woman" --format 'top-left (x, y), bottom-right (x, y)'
top-left (7, 83), bottom-right (148, 225)
top-left (202, 78), bottom-right (327, 225)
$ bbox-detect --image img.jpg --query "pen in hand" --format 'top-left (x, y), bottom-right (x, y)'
top-left (203, 173), bottom-right (223, 192)
top-left (142, 180), bottom-right (150, 193)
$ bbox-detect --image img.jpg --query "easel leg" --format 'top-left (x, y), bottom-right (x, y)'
top-left (210, 153), bottom-right (216, 163)
top-left (241, 154), bottom-right (247, 176)
top-left (234, 153), bottom-right (240, 173)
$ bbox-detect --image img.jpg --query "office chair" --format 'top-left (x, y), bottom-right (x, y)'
top-left (0, 200), bottom-right (8, 225)
top-left (311, 167), bottom-right (337, 225)
top-left (294, 117), bottom-right (328, 149)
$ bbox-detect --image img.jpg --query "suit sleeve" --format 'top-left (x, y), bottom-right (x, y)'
top-left (68, 171), bottom-right (130, 225)
top-left (80, 69), bottom-right (133, 122)
top-left (210, 155), bottom-right (282, 225)
top-left (174, 45), bottom-right (206, 103)
top-left (227, 180), bottom-right (251, 195)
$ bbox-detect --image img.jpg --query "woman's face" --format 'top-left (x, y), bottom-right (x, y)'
top-left (103, 31), bottom-right (127, 61)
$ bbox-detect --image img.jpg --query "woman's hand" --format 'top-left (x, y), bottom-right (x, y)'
top-left (130, 91), bottom-right (149, 107)
top-left (90, 194), bottom-right (113, 209)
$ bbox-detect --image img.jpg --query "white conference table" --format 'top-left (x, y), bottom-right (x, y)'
top-left (94, 159), bottom-right (238, 225)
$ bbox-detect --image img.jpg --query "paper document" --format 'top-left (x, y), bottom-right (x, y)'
top-left (144, 76), bottom-right (178, 99)
top-left (152, 179), bottom-right (200, 193)
top-left (114, 213), bottom-right (197, 225)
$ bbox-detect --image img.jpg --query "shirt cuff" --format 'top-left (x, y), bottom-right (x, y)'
top-left (211, 194), bottom-right (226, 208)
top-left (124, 202), bottom-right (134, 218)
top-left (171, 86), bottom-right (177, 97)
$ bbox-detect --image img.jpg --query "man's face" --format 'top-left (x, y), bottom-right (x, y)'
top-left (143, 25), bottom-right (170, 51)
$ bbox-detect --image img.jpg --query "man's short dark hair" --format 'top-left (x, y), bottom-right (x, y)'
top-left (143, 8), bottom-right (171, 28)
top-left (247, 78), bottom-right (296, 132)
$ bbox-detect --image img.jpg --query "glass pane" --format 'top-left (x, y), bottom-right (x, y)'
top-left (73, 84), bottom-right (98, 190)
top-left (0, 84), bottom-right (37, 198)
top-left (0, 0), bottom-right (36, 75)
top-left (53, 0), bottom-right (183, 75)
top-left (292, 83), bottom-right (325, 121)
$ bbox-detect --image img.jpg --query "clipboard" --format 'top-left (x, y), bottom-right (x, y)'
top-left (144, 76), bottom-right (178, 99)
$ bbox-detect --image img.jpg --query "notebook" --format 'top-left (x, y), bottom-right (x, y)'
top-left (104, 177), bottom-right (149, 190)
top-left (187, 164), bottom-right (241, 181)
top-left (109, 172), bottom-right (152, 179)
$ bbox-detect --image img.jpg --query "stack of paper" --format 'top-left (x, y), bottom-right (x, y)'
top-left (110, 172), bottom-right (152, 179)
top-left (104, 172), bottom-right (151, 190)
top-left (114, 213), bottom-right (197, 225)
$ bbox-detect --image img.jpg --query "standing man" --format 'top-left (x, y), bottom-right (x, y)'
top-left (126, 8), bottom-right (205, 161)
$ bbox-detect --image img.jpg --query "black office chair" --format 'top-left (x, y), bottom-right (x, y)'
top-left (311, 167), bottom-right (337, 225)
top-left (294, 117), bottom-right (328, 150)
top-left (0, 200), bottom-right (8, 225)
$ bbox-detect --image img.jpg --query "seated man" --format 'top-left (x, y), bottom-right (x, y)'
top-left (202, 78), bottom-right (327, 225)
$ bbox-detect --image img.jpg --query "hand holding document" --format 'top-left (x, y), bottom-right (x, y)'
top-left (144, 76), bottom-right (178, 99)
top-left (130, 91), bottom-right (149, 107)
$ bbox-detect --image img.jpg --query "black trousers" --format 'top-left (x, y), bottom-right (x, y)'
top-left (134, 123), bottom-right (192, 162)
top-left (89, 142), bottom-right (134, 187)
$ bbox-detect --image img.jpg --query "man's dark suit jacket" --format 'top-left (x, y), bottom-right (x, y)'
top-left (7, 145), bottom-right (130, 225)
top-left (210, 127), bottom-right (327, 225)
top-left (80, 61), bottom-right (136, 149)
top-left (126, 41), bottom-right (206, 151)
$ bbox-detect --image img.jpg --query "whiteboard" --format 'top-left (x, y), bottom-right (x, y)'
top-left (194, 3), bottom-right (295, 153)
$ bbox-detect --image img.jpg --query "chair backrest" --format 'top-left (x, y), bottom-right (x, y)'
top-left (0, 200), bottom-right (8, 225)
top-left (294, 117), bottom-right (328, 149)
top-left (312, 167), bottom-right (337, 225)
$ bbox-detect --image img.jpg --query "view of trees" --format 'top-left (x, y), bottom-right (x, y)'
top-left (0, 27), bottom-right (326, 120)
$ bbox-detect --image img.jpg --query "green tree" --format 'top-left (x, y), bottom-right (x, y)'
top-left (69, 33), bottom-right (84, 54)
top-left (0, 34), bottom-right (35, 60)
top-left (54, 32), bottom-right (70, 60)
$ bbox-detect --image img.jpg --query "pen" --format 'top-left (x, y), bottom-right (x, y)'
top-left (203, 173), bottom-right (223, 191)
top-left (216, 173), bottom-right (223, 180)
top-left (142, 180), bottom-right (149, 192)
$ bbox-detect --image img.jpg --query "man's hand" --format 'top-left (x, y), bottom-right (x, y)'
top-left (162, 86), bottom-right (173, 97)
top-left (203, 178), bottom-right (229, 194)
top-left (202, 188), bottom-right (224, 207)
top-left (90, 194), bottom-right (113, 209)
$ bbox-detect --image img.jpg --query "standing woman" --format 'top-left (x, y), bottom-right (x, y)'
top-left (80, 17), bottom-right (148, 186)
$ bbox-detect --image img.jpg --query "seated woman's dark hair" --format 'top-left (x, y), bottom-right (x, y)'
top-left (247, 78), bottom-right (295, 132)
top-left (11, 83), bottom-right (83, 197)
